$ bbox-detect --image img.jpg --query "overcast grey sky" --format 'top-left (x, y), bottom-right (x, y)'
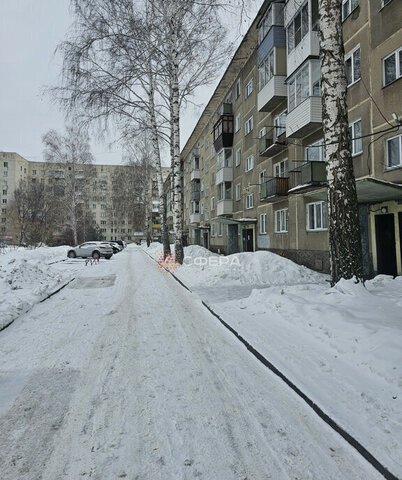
top-left (0, 0), bottom-right (258, 165)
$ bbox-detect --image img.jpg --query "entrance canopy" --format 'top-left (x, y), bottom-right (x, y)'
top-left (215, 217), bottom-right (257, 225)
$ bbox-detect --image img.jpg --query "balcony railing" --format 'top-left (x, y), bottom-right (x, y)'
top-left (190, 191), bottom-right (200, 201)
top-left (259, 136), bottom-right (286, 157)
top-left (260, 177), bottom-right (289, 200)
top-left (288, 161), bottom-right (327, 191)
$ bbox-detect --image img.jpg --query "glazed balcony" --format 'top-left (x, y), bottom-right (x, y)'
top-left (213, 105), bottom-right (234, 152)
top-left (258, 75), bottom-right (287, 112)
top-left (286, 96), bottom-right (322, 138)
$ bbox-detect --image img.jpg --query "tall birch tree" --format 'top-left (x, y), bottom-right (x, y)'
top-left (319, 0), bottom-right (363, 285)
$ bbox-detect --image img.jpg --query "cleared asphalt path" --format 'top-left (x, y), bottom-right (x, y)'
top-left (0, 246), bottom-right (382, 479)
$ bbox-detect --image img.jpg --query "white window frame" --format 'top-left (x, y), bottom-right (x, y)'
top-left (260, 213), bottom-right (267, 234)
top-left (345, 45), bottom-right (361, 87)
top-left (273, 111), bottom-right (287, 141)
top-left (386, 134), bottom-right (402, 168)
top-left (211, 196), bottom-right (215, 210)
top-left (259, 49), bottom-right (275, 91)
top-left (349, 119), bottom-right (362, 156)
top-left (259, 170), bottom-right (266, 192)
top-left (244, 116), bottom-right (253, 135)
top-left (245, 155), bottom-right (254, 172)
top-left (306, 201), bottom-right (328, 231)
top-left (236, 79), bottom-right (241, 98)
top-left (274, 158), bottom-right (288, 177)
top-left (217, 222), bottom-right (223, 237)
top-left (245, 193), bottom-right (254, 210)
top-left (235, 183), bottom-right (241, 201)
top-left (211, 223), bottom-right (216, 237)
top-left (342, 0), bottom-right (359, 21)
top-left (235, 113), bottom-right (241, 132)
top-left (274, 208), bottom-right (288, 233)
top-left (287, 2), bottom-right (309, 53)
top-left (245, 79), bottom-right (253, 98)
top-left (235, 148), bottom-right (241, 167)
top-left (383, 46), bottom-right (402, 87)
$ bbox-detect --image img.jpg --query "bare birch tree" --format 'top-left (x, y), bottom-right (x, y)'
top-left (42, 126), bottom-right (94, 245)
top-left (318, 0), bottom-right (363, 285)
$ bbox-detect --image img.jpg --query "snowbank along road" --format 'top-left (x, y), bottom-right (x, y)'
top-left (0, 246), bottom-right (383, 479)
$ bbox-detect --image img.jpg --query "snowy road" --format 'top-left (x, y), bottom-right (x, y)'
top-left (0, 246), bottom-right (383, 479)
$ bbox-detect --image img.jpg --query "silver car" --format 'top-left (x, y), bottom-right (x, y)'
top-left (67, 242), bottom-right (113, 260)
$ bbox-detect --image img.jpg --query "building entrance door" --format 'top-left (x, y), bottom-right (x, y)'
top-left (375, 213), bottom-right (397, 276)
top-left (203, 230), bottom-right (209, 249)
top-left (194, 229), bottom-right (201, 246)
top-left (228, 224), bottom-right (239, 254)
top-left (242, 228), bottom-right (254, 252)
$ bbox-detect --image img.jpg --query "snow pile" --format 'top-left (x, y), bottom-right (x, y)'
top-left (179, 247), bottom-right (326, 287)
top-left (0, 246), bottom-right (71, 330)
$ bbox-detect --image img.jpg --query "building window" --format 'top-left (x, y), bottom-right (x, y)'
top-left (386, 134), bottom-right (402, 168)
top-left (287, 2), bottom-right (309, 53)
top-left (345, 45), bottom-right (361, 86)
top-left (205, 211), bottom-right (209, 221)
top-left (236, 79), bottom-right (241, 98)
top-left (258, 3), bottom-right (284, 44)
top-left (246, 193), bottom-right (254, 210)
top-left (93, 204), bottom-right (97, 209)
top-left (235, 183), bottom-right (241, 201)
top-left (32, 170), bottom-right (36, 175)
top-left (2, 199), bottom-right (7, 204)
top-left (245, 116), bottom-right (253, 135)
top-left (101, 212), bottom-right (106, 217)
top-left (383, 46), bottom-right (402, 87)
top-left (275, 208), bottom-right (288, 233)
top-left (274, 158), bottom-right (288, 177)
top-left (288, 60), bottom-right (320, 112)
top-left (260, 213), bottom-right (267, 234)
top-left (218, 222), bottom-right (223, 236)
top-left (259, 49), bottom-right (275, 91)
top-left (342, 0), bottom-right (359, 20)
top-left (235, 148), bottom-right (241, 167)
top-left (245, 79), bottom-right (253, 98)
top-left (349, 119), bottom-right (362, 155)
top-left (211, 196), bottom-right (215, 210)
top-left (211, 223), bottom-right (216, 237)
top-left (245, 155), bottom-right (254, 172)
top-left (217, 148), bottom-right (233, 169)
top-left (305, 139), bottom-right (325, 162)
top-left (101, 220), bottom-right (106, 225)
top-left (3, 162), bottom-right (8, 168)
top-left (200, 202), bottom-right (204, 215)
top-left (235, 113), bottom-right (241, 132)
top-left (3, 171), bottom-right (7, 177)
top-left (218, 182), bottom-right (232, 201)
top-left (2, 190), bottom-right (7, 195)
top-left (273, 111), bottom-right (287, 141)
top-left (307, 201), bottom-right (328, 231)
top-left (205, 186), bottom-right (209, 197)
top-left (210, 145), bottom-right (215, 159)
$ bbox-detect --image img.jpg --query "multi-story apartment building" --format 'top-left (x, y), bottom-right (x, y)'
top-left (181, 0), bottom-right (402, 277)
top-left (0, 152), bottom-right (168, 245)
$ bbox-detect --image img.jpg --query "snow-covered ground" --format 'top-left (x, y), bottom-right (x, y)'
top-left (145, 242), bottom-right (402, 477)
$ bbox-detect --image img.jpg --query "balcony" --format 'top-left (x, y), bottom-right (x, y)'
top-left (190, 169), bottom-right (200, 181)
top-left (259, 136), bottom-right (286, 157)
top-left (213, 110), bottom-right (234, 152)
top-left (286, 96), bottom-right (322, 138)
top-left (260, 177), bottom-right (289, 201)
top-left (258, 76), bottom-right (287, 112)
top-left (288, 161), bottom-right (327, 192)
top-left (216, 167), bottom-right (233, 185)
top-left (190, 213), bottom-right (201, 224)
top-left (217, 200), bottom-right (233, 216)
top-left (190, 191), bottom-right (200, 201)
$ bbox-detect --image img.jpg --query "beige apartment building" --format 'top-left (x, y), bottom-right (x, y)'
top-left (0, 152), bottom-right (168, 245)
top-left (181, 0), bottom-right (402, 277)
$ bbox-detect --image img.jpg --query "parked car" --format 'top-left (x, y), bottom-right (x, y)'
top-left (107, 241), bottom-right (122, 254)
top-left (115, 240), bottom-right (126, 249)
top-left (67, 242), bottom-right (113, 259)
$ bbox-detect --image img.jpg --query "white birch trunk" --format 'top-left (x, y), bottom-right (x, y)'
top-left (319, 0), bottom-right (363, 285)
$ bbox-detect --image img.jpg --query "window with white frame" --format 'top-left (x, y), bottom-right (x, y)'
top-left (211, 196), bottom-right (215, 210)
top-left (225, 90), bottom-right (233, 104)
top-left (345, 45), bottom-right (361, 86)
top-left (305, 139), bottom-right (325, 162)
top-left (275, 208), bottom-right (288, 233)
top-left (236, 79), bottom-right (241, 98)
top-left (218, 182), bottom-right (232, 201)
top-left (288, 60), bottom-right (320, 112)
top-left (200, 202), bottom-right (204, 214)
top-left (307, 201), bottom-right (328, 231)
top-left (235, 183), bottom-right (241, 201)
top-left (205, 186), bottom-right (209, 197)
top-left (260, 213), bottom-right (267, 234)
top-left (386, 134), bottom-right (402, 168)
top-left (235, 113), bottom-right (241, 132)
top-left (258, 3), bottom-right (284, 45)
top-left (259, 49), bottom-right (275, 91)
top-left (259, 170), bottom-right (266, 192)
top-left (342, 0), bottom-right (358, 20)
top-left (245, 155), bottom-right (254, 172)
top-left (210, 146), bottom-right (215, 159)
top-left (273, 111), bottom-right (287, 141)
top-left (274, 158), bottom-right (288, 177)
top-left (245, 116), bottom-right (253, 135)
top-left (218, 222), bottom-right (223, 236)
top-left (245, 79), bottom-right (253, 98)
top-left (217, 148), bottom-right (233, 169)
top-left (211, 223), bottom-right (216, 237)
top-left (259, 127), bottom-right (266, 138)
top-left (348, 119), bottom-right (362, 155)
top-left (235, 148), bottom-right (241, 166)
top-left (205, 210), bottom-right (209, 221)
top-left (287, 2), bottom-right (309, 53)
top-left (245, 193), bottom-right (254, 209)
top-left (383, 47), bottom-right (402, 86)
